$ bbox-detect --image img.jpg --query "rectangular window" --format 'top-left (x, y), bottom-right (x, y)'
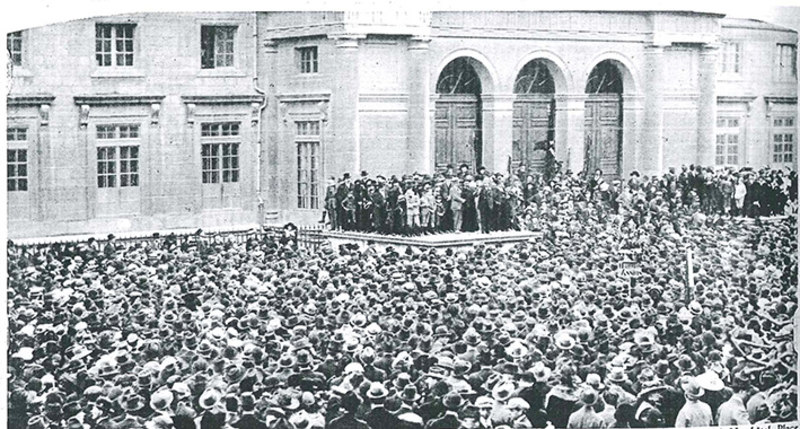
top-left (7, 31), bottom-right (22, 66)
top-left (772, 116), bottom-right (796, 164)
top-left (97, 146), bottom-right (117, 188)
top-left (97, 124), bottom-right (139, 140)
top-left (715, 117), bottom-right (740, 166)
top-left (7, 127), bottom-right (28, 192)
top-left (777, 44), bottom-right (797, 80)
top-left (721, 41), bottom-right (741, 74)
top-left (7, 149), bottom-right (28, 192)
top-left (7, 126), bottom-right (27, 142)
top-left (119, 146), bottom-right (139, 187)
top-left (96, 124), bottom-right (140, 188)
top-left (201, 122), bottom-right (239, 137)
top-left (201, 122), bottom-right (240, 184)
top-left (295, 121), bottom-right (320, 209)
top-left (201, 26), bottom-right (237, 69)
top-left (96, 24), bottom-right (135, 67)
top-left (298, 46), bottom-right (318, 74)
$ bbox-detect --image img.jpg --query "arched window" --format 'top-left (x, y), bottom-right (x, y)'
top-left (514, 60), bottom-right (555, 94)
top-left (585, 60), bottom-right (623, 94)
top-left (436, 58), bottom-right (481, 95)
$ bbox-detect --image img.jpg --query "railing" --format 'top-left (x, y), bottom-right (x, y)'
top-left (10, 225), bottom-right (328, 253)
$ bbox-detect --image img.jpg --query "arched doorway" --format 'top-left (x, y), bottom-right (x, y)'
top-left (513, 60), bottom-right (556, 175)
top-left (584, 60), bottom-right (623, 177)
top-left (435, 58), bottom-right (482, 172)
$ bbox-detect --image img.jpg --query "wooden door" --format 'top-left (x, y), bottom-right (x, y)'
top-left (435, 95), bottom-right (480, 172)
top-left (512, 95), bottom-right (554, 174)
top-left (584, 95), bottom-right (622, 177)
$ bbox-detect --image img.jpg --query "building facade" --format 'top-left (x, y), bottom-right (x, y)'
top-left (6, 11), bottom-right (798, 237)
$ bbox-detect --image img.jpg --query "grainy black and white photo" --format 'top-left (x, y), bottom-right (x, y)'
top-left (5, 6), bottom-right (799, 429)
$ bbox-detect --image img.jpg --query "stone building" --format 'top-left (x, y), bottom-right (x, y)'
top-left (6, 11), bottom-right (798, 237)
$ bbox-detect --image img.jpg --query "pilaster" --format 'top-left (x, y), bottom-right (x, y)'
top-left (555, 94), bottom-right (587, 173)
top-left (481, 93), bottom-right (515, 173)
top-left (642, 44), bottom-right (666, 176)
top-left (329, 34), bottom-right (363, 175)
top-left (697, 44), bottom-right (719, 166)
top-left (407, 36), bottom-right (431, 173)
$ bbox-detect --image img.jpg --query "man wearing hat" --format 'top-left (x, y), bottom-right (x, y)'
top-left (114, 392), bottom-right (147, 429)
top-left (566, 387), bottom-right (604, 428)
top-left (365, 382), bottom-right (400, 429)
top-left (336, 173), bottom-right (353, 231)
top-left (717, 372), bottom-right (754, 427)
top-left (426, 392), bottom-right (463, 429)
top-left (232, 393), bottom-right (267, 429)
top-left (198, 388), bottom-right (226, 429)
top-left (507, 397), bottom-right (533, 429)
top-left (674, 377), bottom-right (712, 428)
top-left (516, 363), bottom-right (551, 428)
top-left (329, 391), bottom-right (370, 429)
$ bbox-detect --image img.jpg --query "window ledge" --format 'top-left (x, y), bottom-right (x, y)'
top-left (91, 68), bottom-right (146, 78)
top-left (196, 68), bottom-right (248, 78)
top-left (11, 67), bottom-right (33, 77)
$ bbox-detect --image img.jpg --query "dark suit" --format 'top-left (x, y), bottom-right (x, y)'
top-left (328, 413), bottom-right (371, 429)
top-left (366, 406), bottom-right (401, 429)
top-left (232, 413), bottom-right (267, 429)
top-left (519, 383), bottom-right (551, 428)
top-left (335, 182), bottom-right (352, 230)
top-left (287, 369), bottom-right (327, 392)
top-left (363, 365), bottom-right (387, 382)
top-left (173, 415), bottom-right (198, 429)
top-left (370, 190), bottom-right (386, 233)
top-left (426, 412), bottom-right (461, 429)
top-left (200, 411), bottom-right (226, 429)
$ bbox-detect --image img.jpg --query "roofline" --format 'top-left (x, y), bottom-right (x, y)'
top-left (721, 18), bottom-right (797, 34)
top-left (425, 10), bottom-right (727, 17)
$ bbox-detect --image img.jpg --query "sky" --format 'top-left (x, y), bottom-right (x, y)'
top-left (3, 1), bottom-right (800, 32)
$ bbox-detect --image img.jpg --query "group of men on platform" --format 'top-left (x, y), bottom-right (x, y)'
top-left (324, 164), bottom-right (522, 235)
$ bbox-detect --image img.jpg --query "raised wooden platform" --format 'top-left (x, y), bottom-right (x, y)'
top-left (320, 229), bottom-right (541, 249)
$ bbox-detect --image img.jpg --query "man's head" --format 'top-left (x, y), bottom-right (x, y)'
top-left (341, 391), bottom-right (361, 413)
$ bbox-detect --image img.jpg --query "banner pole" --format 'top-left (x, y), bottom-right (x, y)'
top-left (686, 248), bottom-right (694, 305)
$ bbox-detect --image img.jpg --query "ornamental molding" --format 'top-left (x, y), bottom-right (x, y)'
top-left (73, 95), bottom-right (165, 106)
top-left (181, 95), bottom-right (264, 105)
top-left (7, 94), bottom-right (56, 106)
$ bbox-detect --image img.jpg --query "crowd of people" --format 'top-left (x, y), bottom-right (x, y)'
top-left (324, 164), bottom-right (797, 236)
top-left (7, 164), bottom-right (798, 429)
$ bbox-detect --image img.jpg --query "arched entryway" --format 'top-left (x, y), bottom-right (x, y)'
top-left (512, 60), bottom-right (556, 175)
top-left (584, 60), bottom-right (624, 177)
top-left (434, 58), bottom-right (483, 171)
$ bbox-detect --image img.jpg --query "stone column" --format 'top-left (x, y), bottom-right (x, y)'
top-left (697, 44), bottom-right (719, 166)
top-left (142, 102), bottom-right (160, 216)
top-left (622, 94), bottom-right (645, 175)
top-left (35, 104), bottom-right (50, 221)
top-left (481, 93), bottom-right (515, 173)
top-left (79, 104), bottom-right (95, 220)
top-left (262, 39), bottom-right (280, 215)
top-left (185, 102), bottom-right (202, 215)
top-left (641, 44), bottom-right (666, 176)
top-left (556, 94), bottom-right (586, 174)
top-left (406, 36), bottom-right (431, 173)
top-left (330, 34), bottom-right (363, 175)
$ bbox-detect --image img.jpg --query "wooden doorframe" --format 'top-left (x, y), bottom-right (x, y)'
top-left (512, 94), bottom-right (555, 174)
top-left (584, 94), bottom-right (623, 177)
top-left (434, 94), bottom-right (482, 172)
